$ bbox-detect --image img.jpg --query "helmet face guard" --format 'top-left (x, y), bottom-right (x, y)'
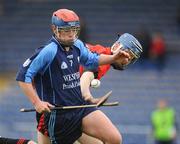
top-left (111, 33), bottom-right (143, 70)
top-left (55, 25), bottom-right (80, 46)
top-left (51, 9), bottom-right (80, 46)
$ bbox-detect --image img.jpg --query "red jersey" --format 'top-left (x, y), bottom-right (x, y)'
top-left (79, 44), bottom-right (111, 79)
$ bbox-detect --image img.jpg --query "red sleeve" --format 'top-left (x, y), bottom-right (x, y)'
top-left (87, 44), bottom-right (111, 55)
top-left (79, 44), bottom-right (111, 79)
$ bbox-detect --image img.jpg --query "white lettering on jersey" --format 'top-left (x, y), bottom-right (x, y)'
top-left (23, 58), bottom-right (31, 67)
top-left (69, 60), bottom-right (73, 66)
top-left (61, 61), bottom-right (68, 69)
top-left (63, 81), bottom-right (80, 89)
top-left (63, 72), bottom-right (80, 82)
top-left (62, 72), bottom-right (80, 89)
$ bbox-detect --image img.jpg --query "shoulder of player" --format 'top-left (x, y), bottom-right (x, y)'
top-left (38, 42), bottom-right (58, 57)
top-left (89, 44), bottom-right (111, 55)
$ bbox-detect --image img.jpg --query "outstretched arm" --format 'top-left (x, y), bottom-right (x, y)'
top-left (98, 49), bottom-right (130, 66)
top-left (76, 39), bottom-right (130, 70)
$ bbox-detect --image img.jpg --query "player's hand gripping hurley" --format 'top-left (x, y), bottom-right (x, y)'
top-left (20, 90), bottom-right (119, 112)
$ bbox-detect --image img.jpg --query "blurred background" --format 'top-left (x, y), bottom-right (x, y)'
top-left (0, 0), bottom-right (180, 144)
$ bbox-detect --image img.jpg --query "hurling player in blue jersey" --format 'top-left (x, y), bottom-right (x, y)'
top-left (32, 33), bottom-right (142, 144)
top-left (16, 9), bottom-right (131, 144)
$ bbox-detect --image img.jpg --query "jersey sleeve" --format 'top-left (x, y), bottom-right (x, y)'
top-left (16, 42), bottom-right (57, 83)
top-left (87, 44), bottom-right (111, 55)
top-left (74, 39), bottom-right (99, 70)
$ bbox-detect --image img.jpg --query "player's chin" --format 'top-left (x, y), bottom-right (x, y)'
top-left (62, 40), bottom-right (74, 46)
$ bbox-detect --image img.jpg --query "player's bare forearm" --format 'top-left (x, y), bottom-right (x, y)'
top-left (80, 71), bottom-right (94, 101)
top-left (98, 50), bottom-right (130, 65)
top-left (18, 81), bottom-right (54, 113)
top-left (18, 81), bottom-right (41, 105)
top-left (19, 82), bottom-right (40, 105)
top-left (98, 54), bottom-right (114, 65)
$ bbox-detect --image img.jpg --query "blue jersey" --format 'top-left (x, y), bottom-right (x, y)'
top-left (16, 36), bottom-right (99, 106)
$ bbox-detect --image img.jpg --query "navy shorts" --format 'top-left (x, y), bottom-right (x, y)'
top-left (37, 107), bottom-right (97, 144)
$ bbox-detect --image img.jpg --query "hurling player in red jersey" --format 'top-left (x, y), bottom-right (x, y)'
top-left (78, 33), bottom-right (143, 144)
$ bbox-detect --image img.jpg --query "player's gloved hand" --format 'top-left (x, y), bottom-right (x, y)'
top-left (34, 100), bottom-right (54, 113)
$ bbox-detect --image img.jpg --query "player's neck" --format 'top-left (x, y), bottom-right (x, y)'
top-left (64, 46), bottom-right (70, 51)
